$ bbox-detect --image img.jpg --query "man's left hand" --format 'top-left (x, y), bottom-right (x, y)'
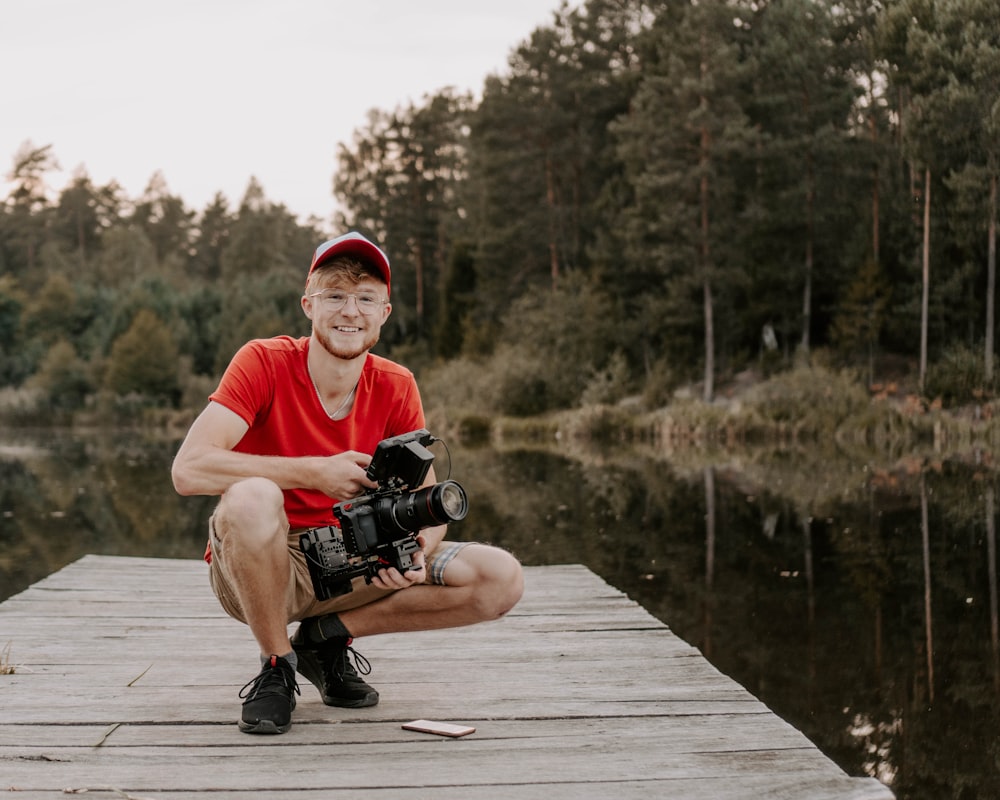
top-left (369, 535), bottom-right (427, 590)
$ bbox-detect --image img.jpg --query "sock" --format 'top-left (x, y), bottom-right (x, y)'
top-left (261, 651), bottom-right (297, 672)
top-left (317, 613), bottom-right (352, 642)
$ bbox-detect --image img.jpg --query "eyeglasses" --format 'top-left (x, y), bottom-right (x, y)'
top-left (307, 290), bottom-right (388, 314)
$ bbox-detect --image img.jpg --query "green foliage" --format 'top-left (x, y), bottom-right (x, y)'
top-left (0, 276), bottom-right (22, 342)
top-left (580, 351), bottom-right (632, 407)
top-left (0, 386), bottom-right (44, 423)
top-left (924, 344), bottom-right (999, 406)
top-left (2, 0), bottom-right (1000, 430)
top-left (487, 346), bottom-right (554, 417)
top-left (93, 226), bottom-right (157, 289)
top-left (743, 365), bottom-right (869, 429)
top-left (421, 276), bottom-right (630, 417)
top-left (335, 89), bottom-right (473, 350)
top-left (418, 355), bottom-right (493, 417)
top-left (640, 357), bottom-right (680, 410)
top-left (214, 271), bottom-right (307, 372)
top-left (495, 275), bottom-right (622, 413)
top-left (466, 0), bottom-right (640, 327)
top-left (104, 309), bottom-right (181, 403)
top-left (132, 172), bottom-right (195, 263)
top-left (433, 241), bottom-right (475, 359)
top-left (27, 338), bottom-right (93, 410)
top-left (20, 274), bottom-right (76, 344)
top-left (610, 0), bottom-right (758, 399)
top-left (831, 257), bottom-right (892, 380)
top-left (177, 286), bottom-right (223, 376)
top-left (0, 275), bottom-right (30, 384)
top-left (420, 345), bottom-right (555, 418)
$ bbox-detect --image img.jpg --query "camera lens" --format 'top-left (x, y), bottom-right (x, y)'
top-left (384, 479), bottom-right (469, 535)
top-left (437, 481), bottom-right (468, 519)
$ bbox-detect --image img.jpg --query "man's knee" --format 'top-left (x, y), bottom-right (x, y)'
top-left (464, 546), bottom-right (524, 620)
top-left (494, 550), bottom-right (525, 616)
top-left (214, 478), bottom-right (286, 549)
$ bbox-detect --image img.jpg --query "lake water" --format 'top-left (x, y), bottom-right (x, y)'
top-left (1, 429), bottom-right (998, 799)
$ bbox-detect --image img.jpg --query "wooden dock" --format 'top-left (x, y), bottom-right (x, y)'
top-left (0, 555), bottom-right (893, 799)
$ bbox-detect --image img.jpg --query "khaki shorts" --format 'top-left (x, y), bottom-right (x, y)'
top-left (207, 518), bottom-right (472, 625)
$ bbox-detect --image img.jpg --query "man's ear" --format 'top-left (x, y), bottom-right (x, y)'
top-left (301, 293), bottom-right (313, 321)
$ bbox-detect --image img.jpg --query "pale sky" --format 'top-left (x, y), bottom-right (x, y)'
top-left (1, 0), bottom-right (563, 224)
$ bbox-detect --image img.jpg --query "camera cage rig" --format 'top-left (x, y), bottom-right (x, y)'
top-left (299, 429), bottom-right (468, 600)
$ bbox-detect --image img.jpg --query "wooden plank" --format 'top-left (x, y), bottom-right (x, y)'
top-left (0, 746), bottom-right (879, 792)
top-left (0, 715), bottom-right (802, 748)
top-left (0, 555), bottom-right (894, 799)
top-left (0, 779), bottom-right (896, 800)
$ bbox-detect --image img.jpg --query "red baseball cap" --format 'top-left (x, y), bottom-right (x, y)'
top-left (308, 232), bottom-right (391, 295)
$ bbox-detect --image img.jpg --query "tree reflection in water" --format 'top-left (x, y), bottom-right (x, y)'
top-left (1, 431), bottom-right (998, 799)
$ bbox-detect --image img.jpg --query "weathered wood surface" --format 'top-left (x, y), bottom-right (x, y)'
top-left (0, 555), bottom-right (893, 799)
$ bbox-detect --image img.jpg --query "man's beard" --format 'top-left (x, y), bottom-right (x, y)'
top-left (313, 324), bottom-right (380, 360)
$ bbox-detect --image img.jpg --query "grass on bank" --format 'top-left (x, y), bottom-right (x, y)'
top-left (4, 349), bottom-right (1000, 459)
top-left (424, 360), bottom-right (1000, 461)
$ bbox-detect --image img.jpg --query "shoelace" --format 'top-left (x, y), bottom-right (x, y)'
top-left (239, 657), bottom-right (301, 700)
top-left (330, 639), bottom-right (372, 680)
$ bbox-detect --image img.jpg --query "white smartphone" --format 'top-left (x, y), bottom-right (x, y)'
top-left (402, 719), bottom-right (476, 738)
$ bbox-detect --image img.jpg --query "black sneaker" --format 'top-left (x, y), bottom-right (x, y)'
top-left (291, 619), bottom-right (379, 708)
top-left (238, 654), bottom-right (300, 734)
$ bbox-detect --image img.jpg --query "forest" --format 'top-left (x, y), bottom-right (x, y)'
top-left (1, 0), bottom-right (998, 427)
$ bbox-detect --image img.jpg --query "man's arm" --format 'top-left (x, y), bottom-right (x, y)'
top-left (170, 401), bottom-right (376, 498)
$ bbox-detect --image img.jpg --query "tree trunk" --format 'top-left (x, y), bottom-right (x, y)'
top-left (700, 35), bottom-right (714, 403)
top-left (545, 152), bottom-right (560, 287)
top-left (801, 238), bottom-right (813, 354)
top-left (407, 169), bottom-right (426, 341)
top-left (703, 278), bottom-right (714, 402)
top-left (986, 173), bottom-right (997, 382)
top-left (870, 103), bottom-right (880, 265)
top-left (920, 167), bottom-right (931, 393)
top-left (800, 106), bottom-right (815, 355)
top-left (414, 240), bottom-right (426, 342)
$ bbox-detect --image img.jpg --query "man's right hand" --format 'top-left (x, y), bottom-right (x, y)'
top-left (317, 450), bottom-right (380, 500)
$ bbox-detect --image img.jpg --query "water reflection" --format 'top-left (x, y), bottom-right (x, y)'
top-left (0, 432), bottom-right (216, 599)
top-left (1, 430), bottom-right (998, 798)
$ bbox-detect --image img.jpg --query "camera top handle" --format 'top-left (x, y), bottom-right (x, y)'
top-left (366, 429), bottom-right (437, 490)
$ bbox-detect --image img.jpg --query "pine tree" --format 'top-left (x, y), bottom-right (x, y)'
top-left (613, 0), bottom-right (756, 401)
top-left (105, 309), bottom-right (180, 402)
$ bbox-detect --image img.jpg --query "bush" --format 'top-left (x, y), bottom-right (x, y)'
top-left (493, 275), bottom-right (621, 413)
top-left (477, 345), bottom-right (554, 417)
top-left (419, 356), bottom-right (495, 416)
top-left (105, 309), bottom-right (181, 404)
top-left (421, 345), bottom-right (575, 418)
top-left (27, 339), bottom-right (94, 411)
top-left (743, 365), bottom-right (868, 429)
top-left (0, 386), bottom-right (45, 424)
top-left (924, 344), bottom-right (998, 407)
top-left (580, 351), bottom-right (632, 407)
top-left (641, 357), bottom-right (680, 409)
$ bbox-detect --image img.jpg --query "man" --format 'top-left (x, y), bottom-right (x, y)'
top-left (171, 232), bottom-right (524, 734)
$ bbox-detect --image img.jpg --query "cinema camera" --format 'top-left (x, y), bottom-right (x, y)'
top-left (299, 429), bottom-right (469, 600)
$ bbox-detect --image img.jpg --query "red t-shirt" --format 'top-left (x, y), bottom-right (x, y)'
top-left (208, 335), bottom-right (425, 532)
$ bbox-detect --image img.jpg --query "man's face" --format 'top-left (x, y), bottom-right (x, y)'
top-left (302, 277), bottom-right (391, 361)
